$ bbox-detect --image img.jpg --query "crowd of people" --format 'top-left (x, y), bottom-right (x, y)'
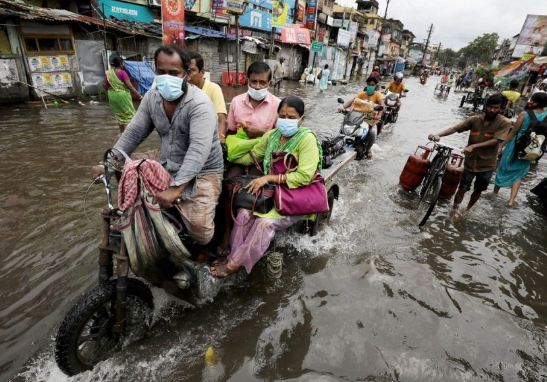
top-left (99, 45), bottom-right (547, 281)
top-left (99, 45), bottom-right (325, 279)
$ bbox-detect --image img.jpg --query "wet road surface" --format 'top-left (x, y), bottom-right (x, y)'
top-left (1, 77), bottom-right (547, 382)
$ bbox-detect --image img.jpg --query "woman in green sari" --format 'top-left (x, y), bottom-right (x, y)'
top-left (103, 57), bottom-right (142, 133)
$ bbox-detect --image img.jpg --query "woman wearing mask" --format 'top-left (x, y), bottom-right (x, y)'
top-left (493, 92), bottom-right (547, 206)
top-left (103, 56), bottom-right (142, 133)
top-left (337, 76), bottom-right (384, 159)
top-left (212, 96), bottom-right (322, 277)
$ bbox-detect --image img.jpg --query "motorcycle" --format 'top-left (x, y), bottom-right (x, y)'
top-left (380, 88), bottom-right (409, 128)
top-left (337, 97), bottom-right (383, 160)
top-left (54, 148), bottom-right (339, 376)
top-left (459, 84), bottom-right (490, 111)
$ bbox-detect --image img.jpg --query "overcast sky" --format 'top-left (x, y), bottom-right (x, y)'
top-left (337, 0), bottom-right (547, 50)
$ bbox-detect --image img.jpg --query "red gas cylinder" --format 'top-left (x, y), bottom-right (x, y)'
top-left (399, 145), bottom-right (433, 191)
top-left (439, 153), bottom-right (464, 199)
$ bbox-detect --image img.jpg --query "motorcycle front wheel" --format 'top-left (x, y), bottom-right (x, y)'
top-left (55, 279), bottom-right (154, 376)
top-left (460, 96), bottom-right (465, 108)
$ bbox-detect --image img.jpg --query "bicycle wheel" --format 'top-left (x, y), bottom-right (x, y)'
top-left (418, 176), bottom-right (442, 227)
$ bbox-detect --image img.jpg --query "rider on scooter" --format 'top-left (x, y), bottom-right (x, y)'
top-left (384, 72), bottom-right (406, 114)
top-left (338, 76), bottom-right (384, 159)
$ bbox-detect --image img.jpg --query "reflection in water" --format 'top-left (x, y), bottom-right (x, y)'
top-left (2, 78), bottom-right (547, 382)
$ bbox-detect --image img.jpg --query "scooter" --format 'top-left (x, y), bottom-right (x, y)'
top-left (337, 97), bottom-right (383, 160)
top-left (380, 88), bottom-right (409, 128)
top-left (54, 148), bottom-right (338, 376)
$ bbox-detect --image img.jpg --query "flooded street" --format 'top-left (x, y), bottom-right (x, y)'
top-left (2, 77), bottom-right (547, 382)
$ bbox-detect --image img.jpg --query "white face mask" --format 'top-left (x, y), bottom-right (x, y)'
top-left (247, 87), bottom-right (268, 101)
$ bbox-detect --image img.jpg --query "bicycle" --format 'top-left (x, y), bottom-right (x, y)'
top-left (417, 139), bottom-right (463, 227)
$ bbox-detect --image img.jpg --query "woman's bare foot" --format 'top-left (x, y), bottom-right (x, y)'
top-left (211, 261), bottom-right (239, 278)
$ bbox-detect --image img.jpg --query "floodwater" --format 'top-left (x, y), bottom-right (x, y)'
top-left (1, 77), bottom-right (547, 382)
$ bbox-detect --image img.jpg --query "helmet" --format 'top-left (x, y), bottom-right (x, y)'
top-left (394, 72), bottom-right (403, 80)
top-left (374, 66), bottom-right (379, 71)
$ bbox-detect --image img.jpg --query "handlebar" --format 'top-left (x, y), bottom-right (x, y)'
top-left (428, 138), bottom-right (463, 153)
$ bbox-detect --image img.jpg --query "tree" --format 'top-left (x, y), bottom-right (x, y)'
top-left (473, 65), bottom-right (498, 84)
top-left (437, 48), bottom-right (458, 68)
top-left (457, 33), bottom-right (500, 67)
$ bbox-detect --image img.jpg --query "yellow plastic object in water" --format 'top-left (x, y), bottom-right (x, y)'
top-left (205, 346), bottom-right (217, 366)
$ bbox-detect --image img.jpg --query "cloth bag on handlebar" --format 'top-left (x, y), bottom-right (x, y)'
top-left (117, 159), bottom-right (191, 281)
top-left (270, 151), bottom-right (329, 216)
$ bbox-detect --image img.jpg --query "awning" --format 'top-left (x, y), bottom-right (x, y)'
top-left (186, 26), bottom-right (235, 40)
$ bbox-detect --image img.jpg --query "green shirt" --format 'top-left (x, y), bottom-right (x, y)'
top-left (234, 127), bottom-right (320, 219)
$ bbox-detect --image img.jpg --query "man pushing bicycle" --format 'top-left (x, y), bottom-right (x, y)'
top-left (428, 94), bottom-right (511, 214)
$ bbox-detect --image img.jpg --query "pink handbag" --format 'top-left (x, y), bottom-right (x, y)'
top-left (270, 151), bottom-right (329, 216)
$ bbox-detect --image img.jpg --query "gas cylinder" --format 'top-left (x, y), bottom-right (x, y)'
top-left (439, 153), bottom-right (464, 199)
top-left (399, 145), bottom-right (433, 191)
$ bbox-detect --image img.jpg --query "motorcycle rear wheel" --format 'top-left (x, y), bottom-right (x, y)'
top-left (55, 279), bottom-right (154, 376)
top-left (460, 96), bottom-right (465, 108)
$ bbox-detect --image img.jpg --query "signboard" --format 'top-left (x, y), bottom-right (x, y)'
top-left (310, 40), bottom-right (323, 52)
top-left (296, 0), bottom-right (305, 24)
top-left (97, 0), bottom-right (155, 22)
top-left (222, 71), bottom-right (246, 85)
top-left (162, 0), bottom-right (185, 47)
top-left (494, 57), bottom-right (534, 86)
top-left (337, 29), bottom-right (351, 47)
top-left (349, 21), bottom-right (358, 42)
top-left (227, 27), bottom-right (252, 36)
top-left (332, 18), bottom-right (349, 28)
top-left (305, 0), bottom-right (317, 30)
top-left (212, 0), bottom-right (231, 20)
top-left (226, 0), bottom-right (245, 15)
top-left (240, 7), bottom-right (272, 31)
top-left (281, 27), bottom-right (311, 44)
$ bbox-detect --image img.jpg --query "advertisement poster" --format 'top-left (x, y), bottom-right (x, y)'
top-left (281, 27), bottom-right (311, 44)
top-left (28, 56), bottom-right (52, 72)
top-left (0, 59), bottom-right (19, 85)
top-left (514, 14), bottom-right (547, 58)
top-left (239, 7), bottom-right (272, 31)
top-left (162, 0), bottom-right (185, 47)
top-left (494, 57), bottom-right (534, 86)
top-left (32, 72), bottom-right (72, 89)
top-left (50, 55), bottom-right (71, 70)
top-left (296, 0), bottom-right (305, 24)
top-left (222, 71), bottom-right (246, 85)
top-left (272, 0), bottom-right (289, 27)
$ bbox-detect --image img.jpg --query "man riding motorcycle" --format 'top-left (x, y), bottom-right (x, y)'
top-left (384, 72), bottom-right (406, 115)
top-left (338, 76), bottom-right (384, 159)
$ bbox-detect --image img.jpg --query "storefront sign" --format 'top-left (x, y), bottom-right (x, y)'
top-left (332, 18), bottom-right (349, 28)
top-left (310, 40), bottom-right (323, 52)
top-left (98, 0), bottom-right (155, 22)
top-left (227, 27), bottom-right (252, 36)
top-left (281, 27), bottom-right (311, 44)
top-left (162, 0), bottom-right (185, 47)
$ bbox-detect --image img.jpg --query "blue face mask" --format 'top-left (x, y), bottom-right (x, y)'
top-left (156, 74), bottom-right (184, 101)
top-left (247, 87), bottom-right (268, 101)
top-left (366, 85), bottom-right (376, 96)
top-left (276, 118), bottom-right (300, 137)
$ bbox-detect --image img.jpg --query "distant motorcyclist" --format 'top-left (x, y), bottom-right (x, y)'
top-left (338, 76), bottom-right (384, 159)
top-left (446, 74), bottom-right (456, 94)
top-left (370, 65), bottom-right (381, 80)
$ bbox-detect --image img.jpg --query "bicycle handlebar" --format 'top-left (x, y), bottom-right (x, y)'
top-left (428, 139), bottom-right (463, 153)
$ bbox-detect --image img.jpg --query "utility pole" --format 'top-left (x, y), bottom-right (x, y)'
top-left (422, 23), bottom-right (433, 66)
top-left (434, 41), bottom-right (442, 67)
top-left (374, 0), bottom-right (391, 71)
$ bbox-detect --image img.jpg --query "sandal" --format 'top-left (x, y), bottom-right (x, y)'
top-left (211, 262), bottom-right (239, 278)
